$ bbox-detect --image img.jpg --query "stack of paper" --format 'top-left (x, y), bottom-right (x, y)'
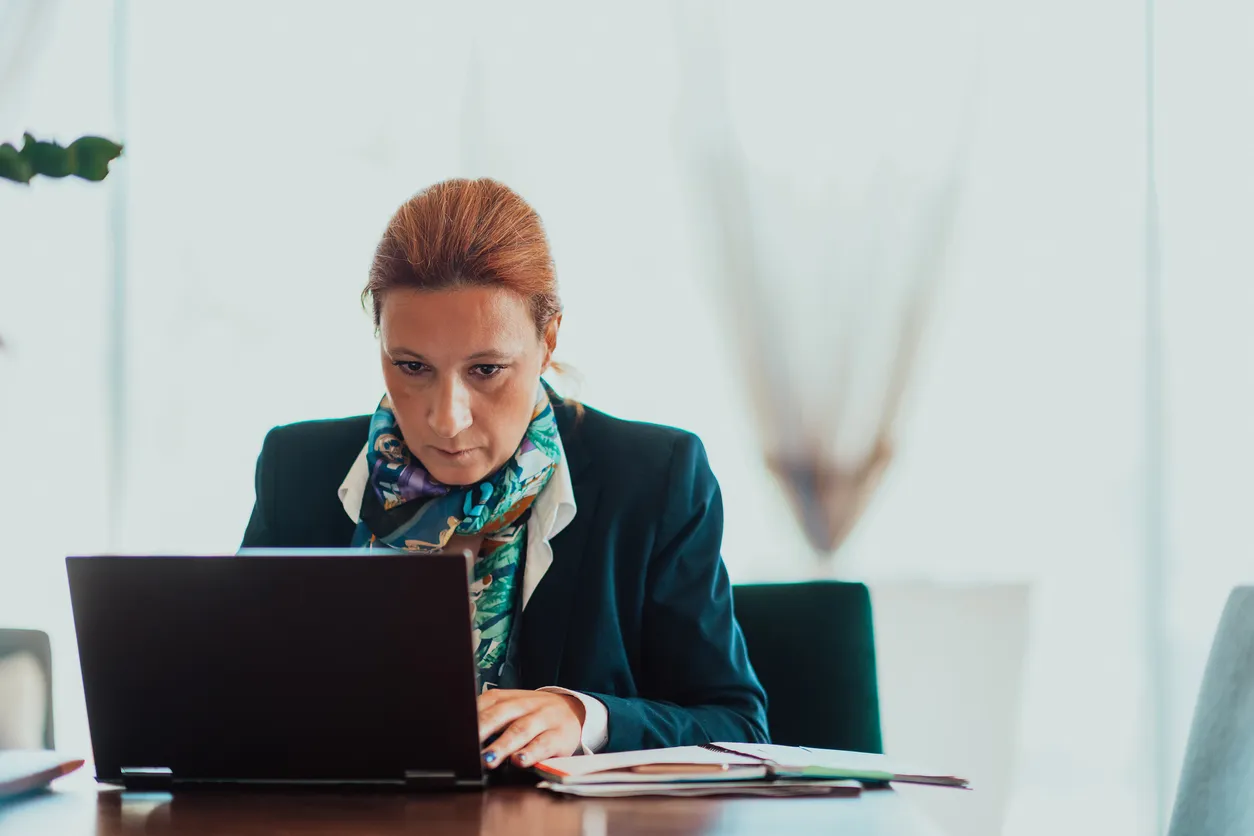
top-left (538, 779), bottom-right (862, 799)
top-left (533, 742), bottom-right (968, 798)
top-left (534, 746), bottom-right (768, 785)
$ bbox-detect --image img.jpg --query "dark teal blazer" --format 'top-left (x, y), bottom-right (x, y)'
top-left (241, 398), bottom-right (769, 751)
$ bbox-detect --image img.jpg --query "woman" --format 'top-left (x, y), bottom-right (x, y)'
top-left (241, 178), bottom-right (768, 769)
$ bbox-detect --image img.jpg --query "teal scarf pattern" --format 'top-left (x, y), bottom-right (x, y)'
top-left (352, 384), bottom-right (562, 690)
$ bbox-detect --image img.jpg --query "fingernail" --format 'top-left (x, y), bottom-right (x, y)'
top-left (517, 754), bottom-right (530, 765)
top-left (483, 752), bottom-right (497, 764)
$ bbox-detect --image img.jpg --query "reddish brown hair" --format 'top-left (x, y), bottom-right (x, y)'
top-left (362, 178), bottom-right (561, 334)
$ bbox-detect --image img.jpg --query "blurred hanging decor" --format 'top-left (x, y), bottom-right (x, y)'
top-left (676, 0), bottom-right (976, 556)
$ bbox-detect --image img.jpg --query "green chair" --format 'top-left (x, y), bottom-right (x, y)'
top-left (733, 581), bottom-right (882, 753)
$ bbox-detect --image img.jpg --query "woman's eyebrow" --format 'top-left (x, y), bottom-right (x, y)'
top-left (465, 350), bottom-right (514, 362)
top-left (384, 346), bottom-right (425, 360)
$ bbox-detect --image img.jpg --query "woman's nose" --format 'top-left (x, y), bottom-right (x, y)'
top-left (428, 377), bottom-right (473, 439)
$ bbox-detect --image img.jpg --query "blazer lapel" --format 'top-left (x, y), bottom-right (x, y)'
top-left (516, 397), bottom-right (598, 688)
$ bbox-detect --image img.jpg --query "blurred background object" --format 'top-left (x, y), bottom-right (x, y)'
top-left (0, 0), bottom-right (121, 353)
top-left (1166, 587), bottom-right (1254, 836)
top-left (0, 0), bottom-right (121, 186)
top-left (873, 583), bottom-right (1030, 836)
top-left (2, 2), bottom-right (1253, 835)
top-left (0, 629), bottom-right (54, 750)
top-left (676, 0), bottom-right (972, 557)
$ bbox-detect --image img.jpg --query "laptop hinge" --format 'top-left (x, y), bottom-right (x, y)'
top-left (120, 766), bottom-right (173, 790)
top-left (404, 770), bottom-right (457, 789)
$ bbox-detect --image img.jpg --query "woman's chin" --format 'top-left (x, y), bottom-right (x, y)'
top-left (425, 459), bottom-right (492, 487)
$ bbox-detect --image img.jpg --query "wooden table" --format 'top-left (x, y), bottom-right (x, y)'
top-left (0, 784), bottom-right (949, 835)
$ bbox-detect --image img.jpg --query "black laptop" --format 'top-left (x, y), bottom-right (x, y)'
top-left (66, 551), bottom-right (485, 790)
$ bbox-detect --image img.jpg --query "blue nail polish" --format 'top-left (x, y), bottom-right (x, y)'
top-left (483, 752), bottom-right (497, 764)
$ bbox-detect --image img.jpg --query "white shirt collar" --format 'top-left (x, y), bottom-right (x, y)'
top-left (337, 438), bottom-right (578, 546)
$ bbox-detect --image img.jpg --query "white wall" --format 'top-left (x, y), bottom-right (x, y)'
top-left (1, 2), bottom-right (1250, 834)
top-left (1155, 0), bottom-right (1254, 804)
top-left (0, 0), bottom-right (116, 768)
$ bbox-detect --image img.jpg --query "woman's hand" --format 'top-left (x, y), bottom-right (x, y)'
top-left (478, 689), bottom-right (586, 769)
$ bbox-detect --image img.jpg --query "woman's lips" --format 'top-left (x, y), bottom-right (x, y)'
top-left (430, 446), bottom-right (478, 461)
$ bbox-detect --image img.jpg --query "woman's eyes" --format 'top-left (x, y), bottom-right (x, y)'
top-left (394, 361), bottom-right (429, 376)
top-left (392, 361), bottom-right (505, 379)
top-left (470, 364), bottom-right (505, 379)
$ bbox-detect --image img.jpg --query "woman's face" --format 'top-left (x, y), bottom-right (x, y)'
top-left (379, 286), bottom-right (556, 486)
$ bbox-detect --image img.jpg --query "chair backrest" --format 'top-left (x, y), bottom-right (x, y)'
top-left (0, 629), bottom-right (54, 750)
top-left (1168, 586), bottom-right (1254, 836)
top-left (732, 581), bottom-right (882, 753)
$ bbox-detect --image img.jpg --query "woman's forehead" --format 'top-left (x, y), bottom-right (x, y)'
top-left (380, 286), bottom-right (538, 360)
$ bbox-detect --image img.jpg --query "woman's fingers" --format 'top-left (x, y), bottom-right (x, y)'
top-left (511, 729), bottom-right (564, 768)
top-left (477, 691), bottom-right (584, 769)
top-left (477, 696), bottom-right (533, 744)
top-left (483, 713), bottom-right (545, 768)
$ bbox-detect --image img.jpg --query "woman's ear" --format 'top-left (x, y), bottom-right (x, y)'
top-left (541, 315), bottom-right (561, 370)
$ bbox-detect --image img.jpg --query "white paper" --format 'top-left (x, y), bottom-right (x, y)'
top-left (536, 745), bottom-right (766, 784)
top-left (714, 742), bottom-right (894, 770)
top-left (537, 779), bottom-right (863, 798)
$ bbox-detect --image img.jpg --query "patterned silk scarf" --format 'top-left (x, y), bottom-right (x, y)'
top-left (352, 384), bottom-right (562, 690)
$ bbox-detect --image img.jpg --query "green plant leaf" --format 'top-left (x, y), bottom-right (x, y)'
top-left (0, 142), bottom-right (33, 183)
top-left (21, 133), bottom-right (74, 178)
top-left (67, 136), bottom-right (124, 181)
top-left (1, 134), bottom-right (123, 184)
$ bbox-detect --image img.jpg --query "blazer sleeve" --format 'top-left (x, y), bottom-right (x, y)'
top-left (241, 428), bottom-right (280, 549)
top-left (585, 434), bottom-right (770, 750)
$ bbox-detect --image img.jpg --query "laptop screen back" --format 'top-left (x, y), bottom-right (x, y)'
top-left (67, 553), bottom-right (482, 787)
